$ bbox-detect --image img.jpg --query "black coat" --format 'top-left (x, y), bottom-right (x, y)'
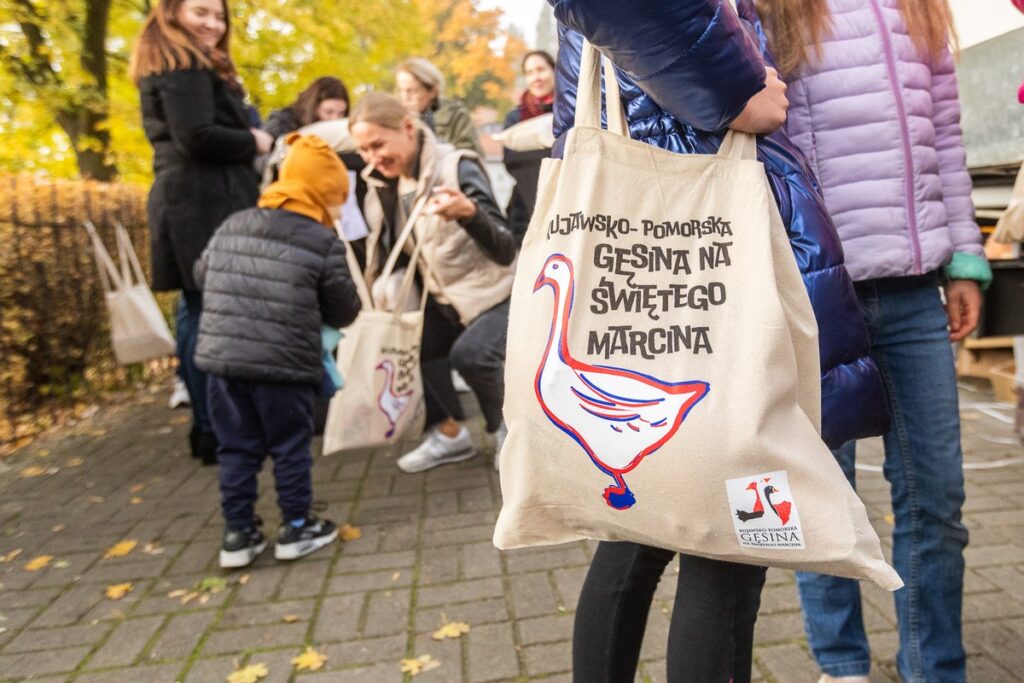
top-left (140, 67), bottom-right (260, 292)
top-left (193, 208), bottom-right (361, 385)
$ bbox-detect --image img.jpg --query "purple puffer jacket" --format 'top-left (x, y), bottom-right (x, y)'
top-left (780, 0), bottom-right (989, 283)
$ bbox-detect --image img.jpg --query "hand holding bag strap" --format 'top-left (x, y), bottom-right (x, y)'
top-left (83, 221), bottom-right (123, 295)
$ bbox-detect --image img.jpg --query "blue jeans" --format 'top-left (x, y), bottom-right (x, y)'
top-left (797, 279), bottom-right (967, 682)
top-left (176, 290), bottom-right (211, 434)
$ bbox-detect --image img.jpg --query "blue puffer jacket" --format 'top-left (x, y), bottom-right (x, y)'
top-left (550, 0), bottom-right (889, 448)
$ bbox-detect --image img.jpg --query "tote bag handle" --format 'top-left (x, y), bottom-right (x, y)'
top-left (575, 0), bottom-right (757, 163)
top-left (83, 221), bottom-right (124, 296)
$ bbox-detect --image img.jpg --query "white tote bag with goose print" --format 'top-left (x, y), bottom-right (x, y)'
top-left (493, 41), bottom-right (901, 590)
top-left (321, 194), bottom-right (431, 454)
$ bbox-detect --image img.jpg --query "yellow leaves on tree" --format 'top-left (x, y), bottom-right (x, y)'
top-left (23, 555), bottom-right (53, 572)
top-left (291, 647), bottom-right (328, 672)
top-left (104, 582), bottom-right (133, 600)
top-left (417, 0), bottom-right (527, 109)
top-left (432, 621), bottom-right (470, 641)
top-left (226, 663), bottom-right (268, 683)
top-left (103, 540), bottom-right (137, 559)
top-left (400, 654), bottom-right (441, 676)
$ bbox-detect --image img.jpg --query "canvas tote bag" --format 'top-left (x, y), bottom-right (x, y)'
top-left (84, 221), bottom-right (175, 365)
top-left (321, 193), bottom-right (434, 454)
top-left (493, 42), bottom-right (901, 590)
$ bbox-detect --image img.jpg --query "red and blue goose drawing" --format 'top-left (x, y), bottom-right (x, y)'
top-left (533, 254), bottom-right (709, 510)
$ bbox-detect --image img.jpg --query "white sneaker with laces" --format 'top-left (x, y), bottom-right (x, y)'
top-left (397, 426), bottom-right (476, 473)
top-left (818, 675), bottom-right (870, 683)
top-left (492, 422), bottom-right (507, 471)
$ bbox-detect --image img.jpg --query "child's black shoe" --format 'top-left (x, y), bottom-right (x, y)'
top-left (219, 519), bottom-right (267, 568)
top-left (275, 515), bottom-right (338, 561)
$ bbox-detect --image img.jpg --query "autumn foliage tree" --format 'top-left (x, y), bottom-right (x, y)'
top-left (0, 0), bottom-right (525, 182)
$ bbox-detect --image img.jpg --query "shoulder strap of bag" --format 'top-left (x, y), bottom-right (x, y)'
top-left (114, 223), bottom-right (149, 288)
top-left (83, 221), bottom-right (123, 295)
top-left (577, 0), bottom-right (757, 160)
top-left (574, 41), bottom-right (629, 137)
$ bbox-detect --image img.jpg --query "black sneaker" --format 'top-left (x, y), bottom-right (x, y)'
top-left (275, 515), bottom-right (338, 561)
top-left (219, 519), bottom-right (267, 569)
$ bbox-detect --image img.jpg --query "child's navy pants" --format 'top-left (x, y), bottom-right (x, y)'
top-left (207, 375), bottom-right (315, 530)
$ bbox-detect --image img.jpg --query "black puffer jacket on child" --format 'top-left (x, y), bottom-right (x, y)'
top-left (194, 207), bottom-right (360, 385)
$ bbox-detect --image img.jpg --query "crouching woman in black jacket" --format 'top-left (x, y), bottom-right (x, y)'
top-left (349, 93), bottom-right (517, 474)
top-left (194, 134), bottom-right (361, 569)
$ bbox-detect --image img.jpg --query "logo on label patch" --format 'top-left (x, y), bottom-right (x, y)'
top-left (726, 470), bottom-right (804, 550)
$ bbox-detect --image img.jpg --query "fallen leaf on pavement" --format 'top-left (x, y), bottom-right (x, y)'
top-left (54, 560), bottom-right (70, 569)
top-left (0, 549), bottom-right (22, 564)
top-left (103, 540), bottom-right (138, 559)
top-left (129, 483), bottom-right (146, 493)
top-left (89, 496), bottom-right (106, 504)
top-left (24, 555), bottom-right (53, 572)
top-left (51, 524), bottom-right (65, 533)
top-left (167, 589), bottom-right (188, 599)
top-left (142, 543), bottom-right (164, 555)
top-left (391, 571), bottom-right (401, 581)
top-left (20, 466), bottom-right (49, 478)
top-left (226, 663), bottom-right (268, 683)
top-left (291, 646), bottom-right (328, 672)
top-left (339, 523), bottom-right (362, 542)
top-left (281, 615), bottom-right (300, 623)
top-left (66, 458), bottom-right (84, 467)
top-left (432, 621), bottom-right (470, 641)
top-left (400, 655), bottom-right (440, 676)
top-left (105, 583), bottom-right (134, 600)
top-left (130, 497), bottom-right (143, 505)
top-left (36, 449), bottom-right (50, 458)
top-left (884, 514), bottom-right (895, 526)
top-left (238, 574), bottom-right (250, 585)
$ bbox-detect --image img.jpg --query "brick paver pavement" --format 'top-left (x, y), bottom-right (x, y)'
top-left (0, 380), bottom-right (1021, 682)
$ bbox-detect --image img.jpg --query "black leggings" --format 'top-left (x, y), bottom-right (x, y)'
top-left (572, 542), bottom-right (767, 683)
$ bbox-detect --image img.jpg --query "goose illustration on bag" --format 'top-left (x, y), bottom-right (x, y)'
top-left (376, 359), bottom-right (415, 438)
top-left (533, 254), bottom-right (709, 510)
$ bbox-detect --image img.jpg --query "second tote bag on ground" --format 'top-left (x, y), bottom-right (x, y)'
top-left (494, 42), bottom-right (901, 590)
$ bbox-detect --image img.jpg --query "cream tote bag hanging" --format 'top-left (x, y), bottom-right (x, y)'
top-left (84, 221), bottom-right (175, 365)
top-left (321, 194), bottom-right (432, 454)
top-left (493, 42), bottom-right (901, 590)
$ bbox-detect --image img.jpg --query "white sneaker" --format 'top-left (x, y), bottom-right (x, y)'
top-left (397, 426), bottom-right (476, 473)
top-left (818, 675), bottom-right (870, 683)
top-left (492, 422), bottom-right (507, 471)
top-left (451, 370), bottom-right (471, 394)
top-left (169, 378), bottom-right (191, 409)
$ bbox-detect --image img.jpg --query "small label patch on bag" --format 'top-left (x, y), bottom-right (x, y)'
top-left (726, 470), bottom-right (805, 550)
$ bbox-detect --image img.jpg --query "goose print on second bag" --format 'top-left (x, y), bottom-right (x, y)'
top-left (376, 360), bottom-right (414, 438)
top-left (533, 254), bottom-right (709, 510)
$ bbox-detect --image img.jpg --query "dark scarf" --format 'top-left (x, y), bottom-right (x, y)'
top-left (518, 90), bottom-right (554, 122)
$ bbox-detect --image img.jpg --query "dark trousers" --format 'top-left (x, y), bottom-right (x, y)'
top-left (207, 375), bottom-right (315, 530)
top-left (573, 542), bottom-right (767, 683)
top-left (177, 290), bottom-right (210, 433)
top-left (421, 298), bottom-right (509, 433)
